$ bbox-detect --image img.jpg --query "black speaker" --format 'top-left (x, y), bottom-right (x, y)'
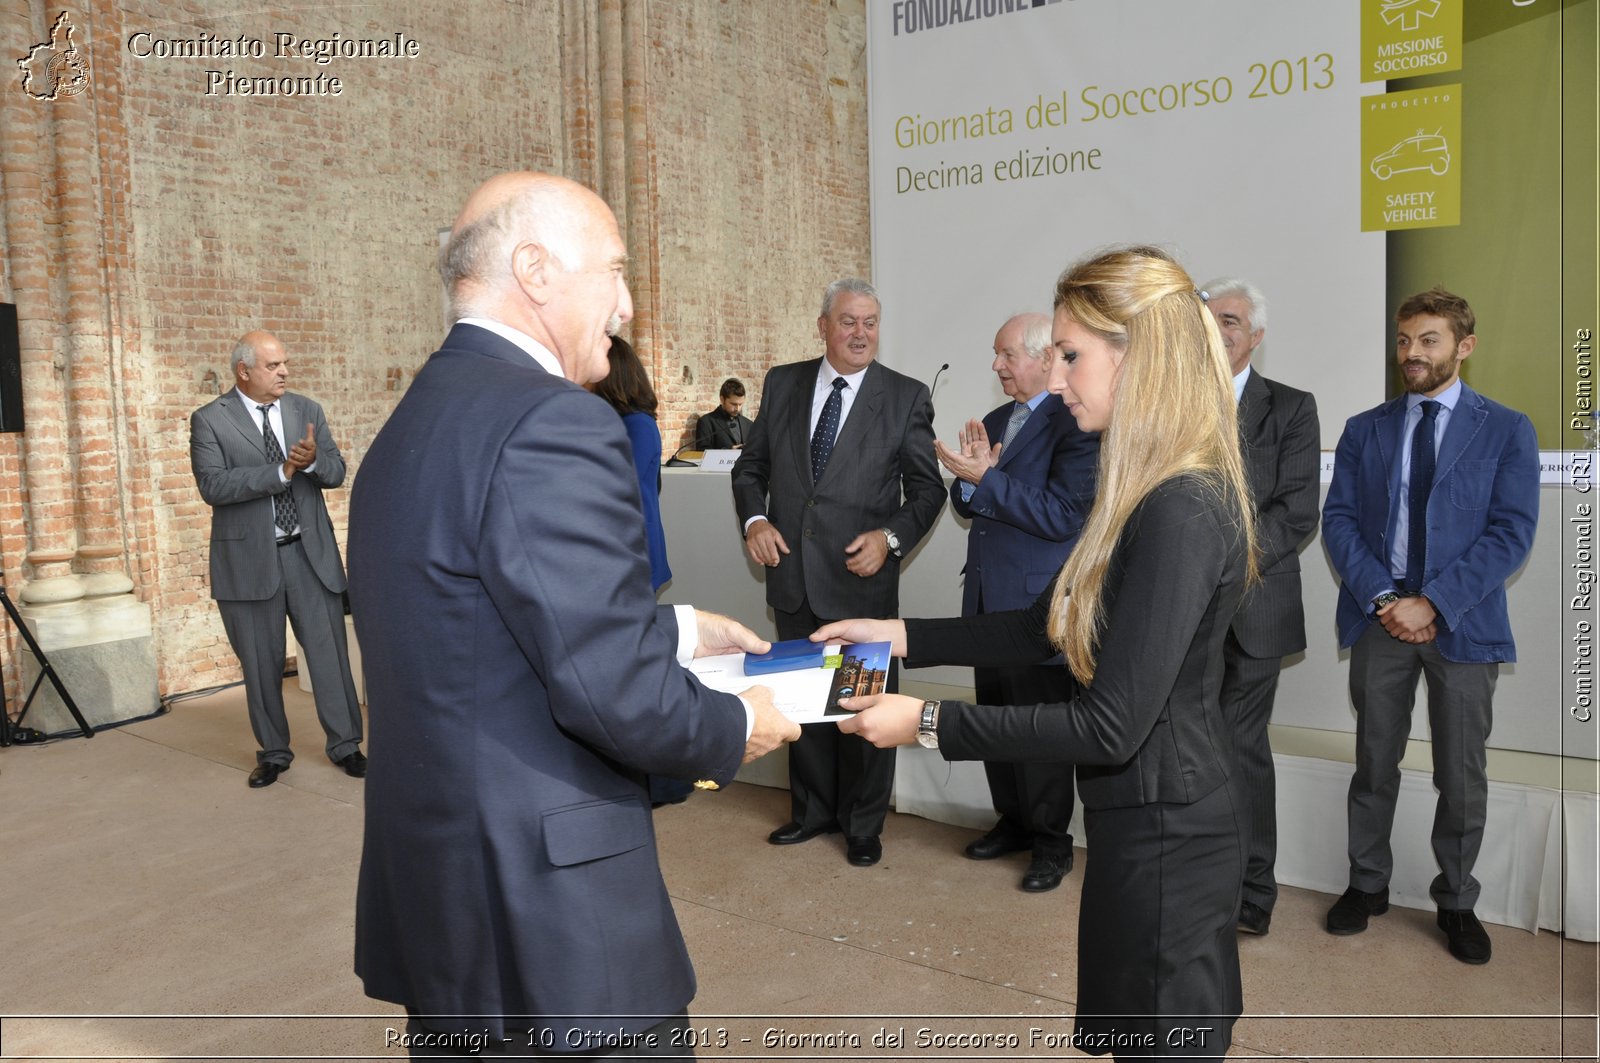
top-left (0, 303), bottom-right (23, 433)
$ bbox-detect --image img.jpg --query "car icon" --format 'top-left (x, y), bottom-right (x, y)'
top-left (1370, 129), bottom-right (1451, 180)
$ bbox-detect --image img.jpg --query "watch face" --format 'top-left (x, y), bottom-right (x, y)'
top-left (916, 731), bottom-right (938, 749)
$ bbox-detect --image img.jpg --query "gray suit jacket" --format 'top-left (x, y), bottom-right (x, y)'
top-left (1231, 370), bottom-right (1320, 658)
top-left (190, 389), bottom-right (348, 601)
top-left (731, 358), bottom-right (945, 620)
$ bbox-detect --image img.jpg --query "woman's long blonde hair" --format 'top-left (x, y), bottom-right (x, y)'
top-left (1047, 246), bottom-right (1259, 683)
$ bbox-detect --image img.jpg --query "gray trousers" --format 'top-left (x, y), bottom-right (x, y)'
top-left (1346, 624), bottom-right (1497, 910)
top-left (1219, 631), bottom-right (1287, 912)
top-left (216, 538), bottom-right (362, 766)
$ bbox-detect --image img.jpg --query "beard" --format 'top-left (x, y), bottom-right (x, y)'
top-left (1401, 357), bottom-right (1459, 394)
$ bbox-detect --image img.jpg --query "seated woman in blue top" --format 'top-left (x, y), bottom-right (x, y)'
top-left (816, 246), bottom-right (1259, 1060)
top-left (592, 335), bottom-right (672, 592)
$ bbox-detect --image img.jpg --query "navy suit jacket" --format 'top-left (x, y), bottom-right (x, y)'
top-left (731, 357), bottom-right (945, 620)
top-left (347, 323), bottom-right (747, 1040)
top-left (949, 393), bottom-right (1099, 617)
top-left (1322, 382), bottom-right (1538, 663)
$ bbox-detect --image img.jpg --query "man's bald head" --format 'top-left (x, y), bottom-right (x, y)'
top-left (440, 172), bottom-right (634, 384)
top-left (231, 329), bottom-right (289, 402)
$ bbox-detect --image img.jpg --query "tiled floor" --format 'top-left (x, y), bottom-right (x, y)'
top-left (2, 683), bottom-right (1594, 1060)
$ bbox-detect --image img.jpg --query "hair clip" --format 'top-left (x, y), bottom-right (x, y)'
top-left (1195, 289), bottom-right (1210, 303)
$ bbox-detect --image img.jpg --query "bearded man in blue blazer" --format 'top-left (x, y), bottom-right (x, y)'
top-left (348, 173), bottom-right (798, 1055)
top-left (1322, 287), bottom-right (1538, 966)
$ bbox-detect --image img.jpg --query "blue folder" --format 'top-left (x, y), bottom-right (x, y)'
top-left (743, 638), bottom-right (826, 675)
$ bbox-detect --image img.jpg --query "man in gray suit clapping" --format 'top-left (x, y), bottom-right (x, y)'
top-left (189, 330), bottom-right (365, 789)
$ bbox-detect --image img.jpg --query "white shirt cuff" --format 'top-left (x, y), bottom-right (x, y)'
top-left (674, 603), bottom-right (756, 740)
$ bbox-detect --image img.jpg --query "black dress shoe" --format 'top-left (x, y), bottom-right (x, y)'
top-left (336, 750), bottom-right (368, 779)
top-left (1020, 852), bottom-right (1072, 892)
top-left (963, 828), bottom-right (1031, 861)
top-left (248, 762), bottom-right (288, 789)
top-left (1437, 908), bottom-right (1492, 964)
top-left (1326, 886), bottom-right (1389, 935)
top-left (846, 836), bottom-right (882, 866)
top-left (768, 821), bottom-right (839, 845)
top-left (1237, 900), bottom-right (1272, 935)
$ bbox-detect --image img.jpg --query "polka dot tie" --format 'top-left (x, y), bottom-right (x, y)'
top-left (258, 404), bottom-right (300, 535)
top-left (809, 377), bottom-right (848, 482)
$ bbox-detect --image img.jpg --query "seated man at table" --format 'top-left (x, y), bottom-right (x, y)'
top-left (695, 378), bottom-right (754, 450)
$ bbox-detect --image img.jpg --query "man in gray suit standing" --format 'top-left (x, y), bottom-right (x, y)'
top-left (732, 278), bottom-right (945, 867)
top-left (1201, 278), bottom-right (1321, 936)
top-left (190, 330), bottom-right (365, 788)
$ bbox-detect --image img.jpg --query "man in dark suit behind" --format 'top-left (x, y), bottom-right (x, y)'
top-left (935, 312), bottom-right (1098, 893)
top-left (731, 278), bottom-right (945, 867)
top-left (1322, 287), bottom-right (1537, 966)
top-left (1200, 278), bottom-right (1321, 937)
top-left (348, 172), bottom-right (798, 1056)
top-left (694, 378), bottom-right (754, 450)
top-left (189, 330), bottom-right (366, 789)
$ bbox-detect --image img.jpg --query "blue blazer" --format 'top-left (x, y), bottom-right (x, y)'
top-left (949, 393), bottom-right (1099, 616)
top-left (1322, 383), bottom-right (1538, 663)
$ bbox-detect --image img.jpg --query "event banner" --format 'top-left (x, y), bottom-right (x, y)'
top-left (867, 0), bottom-right (1385, 445)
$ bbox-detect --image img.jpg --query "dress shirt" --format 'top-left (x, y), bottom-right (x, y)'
top-left (810, 359), bottom-right (869, 435)
top-left (239, 388), bottom-right (306, 536)
top-left (1232, 363), bottom-right (1252, 405)
top-left (1387, 379), bottom-right (1462, 585)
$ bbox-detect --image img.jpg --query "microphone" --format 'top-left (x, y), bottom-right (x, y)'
top-left (929, 363), bottom-right (950, 409)
top-left (664, 441), bottom-right (699, 468)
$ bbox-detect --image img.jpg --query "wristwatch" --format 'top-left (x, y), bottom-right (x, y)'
top-left (881, 527), bottom-right (903, 558)
top-left (1371, 590), bottom-right (1401, 614)
top-left (916, 699), bottom-right (941, 749)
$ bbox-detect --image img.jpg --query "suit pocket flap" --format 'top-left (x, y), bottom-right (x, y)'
top-left (542, 796), bottom-right (649, 867)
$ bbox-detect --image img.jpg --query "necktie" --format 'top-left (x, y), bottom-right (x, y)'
top-left (1403, 399), bottom-right (1440, 593)
top-left (1001, 401), bottom-right (1031, 448)
top-left (258, 404), bottom-right (299, 535)
top-left (810, 377), bottom-right (848, 482)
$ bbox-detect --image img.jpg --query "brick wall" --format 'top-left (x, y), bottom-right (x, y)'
top-left (0, 0), bottom-right (868, 698)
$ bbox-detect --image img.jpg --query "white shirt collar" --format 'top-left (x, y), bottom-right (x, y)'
top-left (458, 318), bottom-right (566, 380)
top-left (1232, 363), bottom-right (1252, 404)
top-left (818, 357), bottom-right (870, 391)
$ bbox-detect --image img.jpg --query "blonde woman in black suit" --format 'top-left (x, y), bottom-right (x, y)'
top-left (817, 246), bottom-right (1258, 1060)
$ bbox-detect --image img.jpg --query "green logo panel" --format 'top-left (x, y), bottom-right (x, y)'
top-left (1360, 0), bottom-right (1463, 83)
top-left (1361, 85), bottom-right (1461, 232)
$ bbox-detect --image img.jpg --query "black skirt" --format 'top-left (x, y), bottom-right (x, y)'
top-left (1073, 777), bottom-right (1245, 1060)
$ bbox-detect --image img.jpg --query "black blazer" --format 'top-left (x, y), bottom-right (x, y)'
top-left (1231, 370), bottom-right (1320, 658)
top-left (694, 408), bottom-right (754, 450)
top-left (908, 476), bottom-right (1247, 810)
top-left (731, 358), bottom-right (945, 619)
